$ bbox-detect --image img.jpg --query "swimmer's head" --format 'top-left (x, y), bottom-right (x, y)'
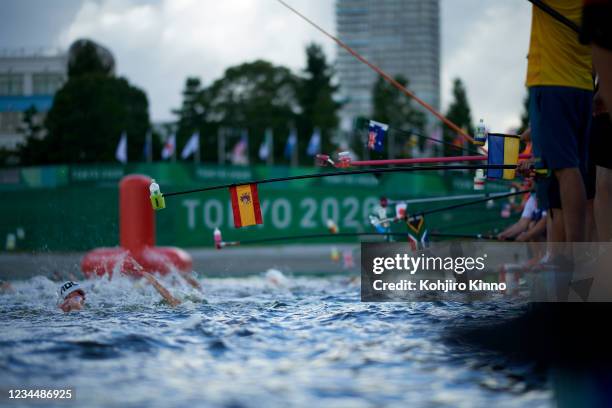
top-left (59, 281), bottom-right (85, 300)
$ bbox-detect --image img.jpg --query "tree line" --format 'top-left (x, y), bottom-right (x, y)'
top-left (4, 38), bottom-right (496, 166)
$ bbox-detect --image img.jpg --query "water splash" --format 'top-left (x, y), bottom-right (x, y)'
top-left (0, 273), bottom-right (552, 407)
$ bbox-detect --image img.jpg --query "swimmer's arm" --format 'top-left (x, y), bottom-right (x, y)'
top-left (142, 272), bottom-right (181, 307)
top-left (179, 273), bottom-right (202, 291)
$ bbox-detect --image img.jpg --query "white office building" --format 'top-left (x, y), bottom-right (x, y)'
top-left (0, 49), bottom-right (68, 149)
top-left (336, 0), bottom-right (440, 128)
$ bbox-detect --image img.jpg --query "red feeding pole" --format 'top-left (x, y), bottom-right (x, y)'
top-left (317, 154), bottom-right (532, 168)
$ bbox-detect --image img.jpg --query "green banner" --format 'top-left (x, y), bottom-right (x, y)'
top-left (0, 163), bottom-right (514, 251)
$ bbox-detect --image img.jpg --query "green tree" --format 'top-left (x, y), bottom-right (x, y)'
top-left (371, 75), bottom-right (426, 156)
top-left (173, 77), bottom-right (212, 160)
top-left (19, 41), bottom-right (150, 164)
top-left (297, 43), bottom-right (340, 162)
top-left (15, 106), bottom-right (44, 164)
top-left (443, 78), bottom-right (474, 156)
top-left (204, 60), bottom-right (299, 163)
top-left (68, 39), bottom-right (114, 79)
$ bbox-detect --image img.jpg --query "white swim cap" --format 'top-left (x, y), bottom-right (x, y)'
top-left (59, 281), bottom-right (84, 300)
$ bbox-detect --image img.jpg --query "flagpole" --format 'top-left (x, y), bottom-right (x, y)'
top-left (172, 137), bottom-right (176, 162)
top-left (268, 128), bottom-right (274, 166)
top-left (194, 132), bottom-right (200, 164)
top-left (388, 131), bottom-right (395, 159)
top-left (244, 128), bottom-right (250, 165)
top-left (146, 131), bottom-right (153, 163)
top-left (218, 127), bottom-right (225, 165)
top-left (292, 127), bottom-right (298, 167)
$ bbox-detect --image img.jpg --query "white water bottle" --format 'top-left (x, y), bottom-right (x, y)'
top-left (149, 179), bottom-right (165, 210)
top-left (214, 228), bottom-right (222, 249)
top-left (475, 119), bottom-right (487, 146)
top-left (473, 169), bottom-right (486, 190)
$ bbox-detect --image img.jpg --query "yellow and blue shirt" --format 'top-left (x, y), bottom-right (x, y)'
top-left (526, 0), bottom-right (593, 90)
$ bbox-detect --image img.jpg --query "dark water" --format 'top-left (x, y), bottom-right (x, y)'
top-left (0, 272), bottom-right (552, 407)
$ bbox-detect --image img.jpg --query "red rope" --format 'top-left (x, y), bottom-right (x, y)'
top-left (350, 154), bottom-right (532, 167)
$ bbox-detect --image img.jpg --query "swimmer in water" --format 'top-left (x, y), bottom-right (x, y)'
top-left (58, 281), bottom-right (85, 313)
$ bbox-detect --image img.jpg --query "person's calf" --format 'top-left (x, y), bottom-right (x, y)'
top-left (595, 166), bottom-right (612, 241)
top-left (593, 45), bottom-right (612, 112)
top-left (555, 168), bottom-right (587, 242)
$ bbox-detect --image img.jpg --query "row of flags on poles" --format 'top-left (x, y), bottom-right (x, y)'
top-left (114, 128), bottom-right (323, 164)
top-left (114, 131), bottom-right (201, 164)
top-left (160, 133), bottom-right (201, 160)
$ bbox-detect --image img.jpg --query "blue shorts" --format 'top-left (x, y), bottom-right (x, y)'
top-left (529, 86), bottom-right (592, 170)
top-left (530, 86), bottom-right (593, 209)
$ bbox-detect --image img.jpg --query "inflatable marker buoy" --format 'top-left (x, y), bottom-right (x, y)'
top-left (149, 179), bottom-right (165, 210)
top-left (82, 175), bottom-right (192, 278)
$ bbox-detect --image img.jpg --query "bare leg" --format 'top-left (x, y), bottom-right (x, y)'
top-left (555, 168), bottom-right (587, 242)
top-left (586, 199), bottom-right (598, 242)
top-left (593, 45), bottom-right (612, 111)
top-left (595, 166), bottom-right (612, 241)
top-left (547, 210), bottom-right (566, 260)
top-left (549, 209), bottom-right (567, 242)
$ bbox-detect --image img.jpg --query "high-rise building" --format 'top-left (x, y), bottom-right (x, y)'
top-left (0, 50), bottom-right (68, 149)
top-left (336, 0), bottom-right (440, 128)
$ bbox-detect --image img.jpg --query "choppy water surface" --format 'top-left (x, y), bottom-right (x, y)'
top-left (0, 272), bottom-right (552, 407)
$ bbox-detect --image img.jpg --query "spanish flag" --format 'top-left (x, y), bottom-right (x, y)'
top-left (230, 184), bottom-right (263, 228)
top-left (487, 133), bottom-right (520, 180)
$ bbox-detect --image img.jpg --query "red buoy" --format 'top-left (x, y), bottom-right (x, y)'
top-left (81, 175), bottom-right (192, 278)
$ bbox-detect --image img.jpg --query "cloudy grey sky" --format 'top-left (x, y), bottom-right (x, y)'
top-left (0, 0), bottom-right (531, 132)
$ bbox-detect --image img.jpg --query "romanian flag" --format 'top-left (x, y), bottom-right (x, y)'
top-left (487, 133), bottom-right (520, 180)
top-left (230, 184), bottom-right (263, 228)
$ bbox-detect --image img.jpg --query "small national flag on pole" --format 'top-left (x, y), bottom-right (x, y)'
top-left (406, 215), bottom-right (428, 251)
top-left (231, 130), bottom-right (249, 165)
top-left (367, 120), bottom-right (388, 152)
top-left (259, 128), bottom-right (272, 161)
top-left (487, 133), bottom-right (520, 180)
top-left (143, 131), bottom-right (153, 162)
top-left (229, 184), bottom-right (263, 228)
top-left (162, 134), bottom-right (176, 160)
top-left (115, 131), bottom-right (128, 164)
top-left (181, 132), bottom-right (200, 159)
top-left (284, 129), bottom-right (297, 160)
top-left (306, 127), bottom-right (321, 156)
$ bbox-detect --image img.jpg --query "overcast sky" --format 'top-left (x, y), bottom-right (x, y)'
top-left (0, 0), bottom-right (531, 132)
